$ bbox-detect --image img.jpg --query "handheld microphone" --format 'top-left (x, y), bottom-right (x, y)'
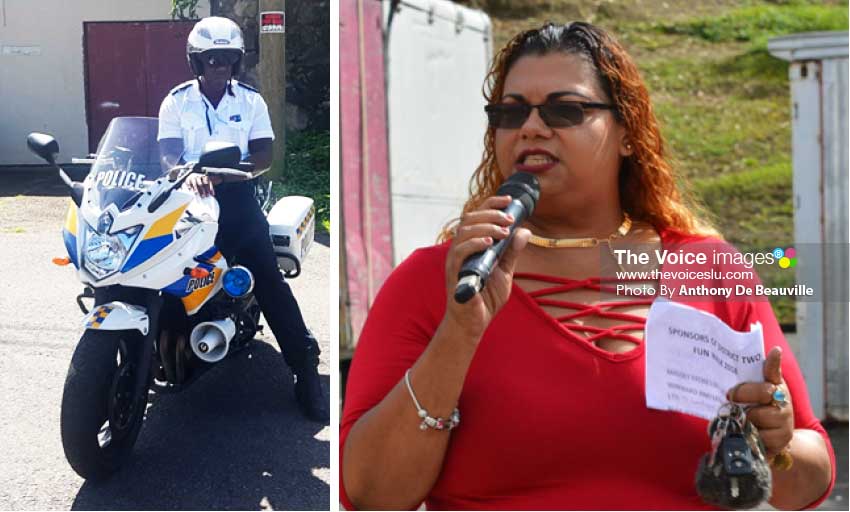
top-left (454, 172), bottom-right (540, 304)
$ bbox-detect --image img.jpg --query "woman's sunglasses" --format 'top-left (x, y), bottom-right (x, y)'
top-left (485, 101), bottom-right (615, 129)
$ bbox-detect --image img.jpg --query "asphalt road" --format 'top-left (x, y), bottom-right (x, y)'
top-left (0, 171), bottom-right (330, 510)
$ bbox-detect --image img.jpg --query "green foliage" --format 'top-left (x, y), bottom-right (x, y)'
top-left (170, 0), bottom-right (200, 21)
top-left (272, 130), bottom-right (330, 232)
top-left (659, 4), bottom-right (848, 48)
top-left (691, 162), bottom-right (796, 322)
top-left (692, 162), bottom-right (792, 242)
top-left (286, 1), bottom-right (331, 130)
top-left (643, 49), bottom-right (788, 99)
top-left (652, 96), bottom-right (790, 179)
top-left (693, 162), bottom-right (791, 202)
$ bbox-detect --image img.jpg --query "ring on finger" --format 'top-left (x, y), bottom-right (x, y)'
top-left (770, 384), bottom-right (790, 409)
top-left (771, 445), bottom-right (794, 471)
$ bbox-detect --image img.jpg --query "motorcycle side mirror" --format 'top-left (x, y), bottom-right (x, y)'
top-left (197, 141), bottom-right (241, 169)
top-left (26, 132), bottom-right (60, 164)
top-left (25, 132), bottom-right (83, 207)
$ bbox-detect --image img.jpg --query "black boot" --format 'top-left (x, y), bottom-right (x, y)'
top-left (288, 336), bottom-right (329, 422)
top-left (293, 364), bottom-right (329, 423)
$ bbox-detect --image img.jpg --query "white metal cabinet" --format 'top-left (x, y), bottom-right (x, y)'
top-left (769, 31), bottom-right (849, 421)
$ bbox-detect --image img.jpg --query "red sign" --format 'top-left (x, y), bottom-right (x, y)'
top-left (260, 11), bottom-right (284, 34)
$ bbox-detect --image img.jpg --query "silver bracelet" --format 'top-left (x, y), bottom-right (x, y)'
top-left (404, 369), bottom-right (460, 431)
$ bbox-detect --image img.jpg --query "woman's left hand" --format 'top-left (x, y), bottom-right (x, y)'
top-left (727, 346), bottom-right (794, 459)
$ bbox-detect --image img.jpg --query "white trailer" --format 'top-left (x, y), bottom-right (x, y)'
top-left (384, 0), bottom-right (493, 264)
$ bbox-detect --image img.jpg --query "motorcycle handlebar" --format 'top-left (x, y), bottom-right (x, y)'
top-left (201, 166), bottom-right (255, 180)
top-left (150, 163), bottom-right (258, 213)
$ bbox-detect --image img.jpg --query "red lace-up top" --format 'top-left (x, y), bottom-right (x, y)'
top-left (518, 273), bottom-right (655, 348)
top-left (340, 228), bottom-right (835, 510)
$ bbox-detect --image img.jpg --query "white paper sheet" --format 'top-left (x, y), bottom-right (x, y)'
top-left (645, 298), bottom-right (765, 420)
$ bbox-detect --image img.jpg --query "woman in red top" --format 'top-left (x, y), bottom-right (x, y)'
top-left (341, 22), bottom-right (835, 510)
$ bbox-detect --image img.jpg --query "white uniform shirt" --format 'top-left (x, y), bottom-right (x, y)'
top-left (157, 79), bottom-right (274, 163)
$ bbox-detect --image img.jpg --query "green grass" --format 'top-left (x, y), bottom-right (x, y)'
top-left (272, 129), bottom-right (330, 232)
top-left (479, 0), bottom-right (847, 323)
top-left (690, 161), bottom-right (796, 323)
top-left (658, 3), bottom-right (848, 48)
top-left (653, 97), bottom-right (790, 178)
top-left (691, 161), bottom-right (794, 247)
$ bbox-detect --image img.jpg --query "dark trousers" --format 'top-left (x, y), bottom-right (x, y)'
top-left (215, 203), bottom-right (319, 372)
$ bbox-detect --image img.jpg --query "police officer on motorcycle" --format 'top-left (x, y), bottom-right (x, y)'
top-left (157, 16), bottom-right (328, 422)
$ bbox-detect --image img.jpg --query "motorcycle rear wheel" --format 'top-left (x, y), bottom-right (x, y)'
top-left (60, 330), bottom-right (148, 480)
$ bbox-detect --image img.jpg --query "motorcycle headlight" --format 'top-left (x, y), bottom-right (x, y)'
top-left (83, 225), bottom-right (141, 280)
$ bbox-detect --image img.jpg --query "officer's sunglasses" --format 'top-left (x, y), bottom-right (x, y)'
top-left (485, 101), bottom-right (615, 129)
top-left (203, 51), bottom-right (239, 67)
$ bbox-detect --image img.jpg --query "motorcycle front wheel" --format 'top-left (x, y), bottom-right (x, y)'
top-left (60, 330), bottom-right (148, 480)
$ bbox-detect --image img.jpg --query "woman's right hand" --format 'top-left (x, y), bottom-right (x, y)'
top-left (443, 195), bottom-right (531, 340)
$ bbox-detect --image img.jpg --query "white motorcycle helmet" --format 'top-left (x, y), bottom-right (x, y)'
top-left (187, 16), bottom-right (245, 77)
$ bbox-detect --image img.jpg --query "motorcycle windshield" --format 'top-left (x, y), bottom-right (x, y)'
top-left (86, 117), bottom-right (171, 212)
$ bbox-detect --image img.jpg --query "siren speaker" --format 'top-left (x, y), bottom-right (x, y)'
top-left (189, 318), bottom-right (236, 363)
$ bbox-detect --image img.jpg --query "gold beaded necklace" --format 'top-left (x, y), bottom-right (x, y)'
top-left (528, 214), bottom-right (632, 248)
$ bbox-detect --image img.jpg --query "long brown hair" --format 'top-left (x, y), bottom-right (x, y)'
top-left (439, 22), bottom-right (719, 241)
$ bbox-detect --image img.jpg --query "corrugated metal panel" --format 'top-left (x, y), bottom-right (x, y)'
top-left (384, 0), bottom-right (492, 264)
top-left (768, 31), bottom-right (848, 60)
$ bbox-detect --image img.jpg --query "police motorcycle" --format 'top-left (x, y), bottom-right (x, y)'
top-left (26, 116), bottom-right (315, 480)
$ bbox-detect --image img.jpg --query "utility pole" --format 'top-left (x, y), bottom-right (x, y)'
top-left (259, 0), bottom-right (286, 181)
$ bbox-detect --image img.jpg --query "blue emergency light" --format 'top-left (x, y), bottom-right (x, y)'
top-left (222, 266), bottom-right (254, 298)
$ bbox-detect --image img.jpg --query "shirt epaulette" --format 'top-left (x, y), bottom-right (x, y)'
top-left (170, 80), bottom-right (194, 96)
top-left (236, 81), bottom-right (259, 93)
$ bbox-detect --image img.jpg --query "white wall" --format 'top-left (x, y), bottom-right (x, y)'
top-left (0, 0), bottom-right (210, 165)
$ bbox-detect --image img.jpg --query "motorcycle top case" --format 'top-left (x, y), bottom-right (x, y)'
top-left (267, 195), bottom-right (314, 276)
